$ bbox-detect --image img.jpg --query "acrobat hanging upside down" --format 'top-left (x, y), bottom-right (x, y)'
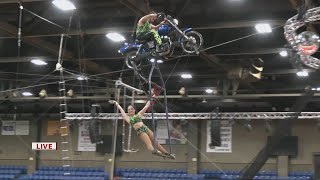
top-left (108, 90), bottom-right (175, 159)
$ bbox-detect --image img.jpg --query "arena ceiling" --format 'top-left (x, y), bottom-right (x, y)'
top-left (0, 0), bottom-right (320, 113)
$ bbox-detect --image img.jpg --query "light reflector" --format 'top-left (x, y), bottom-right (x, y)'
top-left (52, 0), bottom-right (76, 11)
top-left (181, 73), bottom-right (192, 79)
top-left (255, 23), bottom-right (272, 33)
top-left (106, 33), bottom-right (126, 42)
top-left (31, 59), bottom-right (47, 65)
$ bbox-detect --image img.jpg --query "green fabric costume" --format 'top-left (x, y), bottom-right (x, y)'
top-left (130, 115), bottom-right (149, 135)
top-left (136, 21), bottom-right (162, 45)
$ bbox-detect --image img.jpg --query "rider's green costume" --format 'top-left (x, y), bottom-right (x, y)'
top-left (130, 115), bottom-right (149, 135)
top-left (136, 21), bottom-right (162, 45)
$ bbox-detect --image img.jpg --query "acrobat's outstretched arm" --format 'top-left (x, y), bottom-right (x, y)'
top-left (138, 94), bottom-right (157, 117)
top-left (109, 100), bottom-right (130, 124)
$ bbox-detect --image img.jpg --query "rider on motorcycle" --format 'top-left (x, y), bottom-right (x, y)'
top-left (136, 12), bottom-right (166, 52)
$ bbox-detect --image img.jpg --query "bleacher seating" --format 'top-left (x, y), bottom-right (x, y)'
top-left (0, 165), bottom-right (314, 180)
top-left (116, 167), bottom-right (188, 175)
top-left (18, 166), bottom-right (109, 180)
top-left (117, 168), bottom-right (204, 180)
top-left (199, 169), bottom-right (314, 180)
top-left (0, 165), bottom-right (27, 179)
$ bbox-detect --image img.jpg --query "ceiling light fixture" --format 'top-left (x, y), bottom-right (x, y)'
top-left (205, 89), bottom-right (213, 94)
top-left (181, 73), bottom-right (192, 79)
top-left (134, 100), bottom-right (147, 103)
top-left (22, 92), bottom-right (33, 97)
top-left (149, 58), bottom-right (155, 63)
top-left (279, 50), bottom-right (288, 57)
top-left (255, 23), bottom-right (272, 33)
top-left (106, 32), bottom-right (126, 42)
top-left (52, 0), bottom-right (76, 11)
top-left (31, 59), bottom-right (47, 66)
top-left (296, 71), bottom-right (309, 77)
top-left (77, 76), bottom-right (87, 81)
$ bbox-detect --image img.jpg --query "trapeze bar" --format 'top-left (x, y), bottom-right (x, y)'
top-left (115, 79), bottom-right (144, 94)
top-left (66, 112), bottom-right (320, 120)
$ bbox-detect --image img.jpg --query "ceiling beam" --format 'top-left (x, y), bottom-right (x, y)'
top-left (73, 19), bottom-right (287, 33)
top-left (0, 56), bottom-right (69, 63)
top-left (0, 21), bottom-right (73, 59)
top-left (175, 0), bottom-right (191, 18)
top-left (0, 0), bottom-right (45, 3)
top-left (2, 93), bottom-right (320, 101)
top-left (117, 0), bottom-right (151, 16)
top-left (0, 68), bottom-right (312, 82)
top-left (0, 22), bottom-right (114, 75)
top-left (0, 46), bottom-right (297, 63)
top-left (24, 7), bottom-right (50, 32)
top-left (194, 19), bottom-right (286, 30)
top-left (0, 18), bottom-right (290, 38)
top-left (211, 48), bottom-right (286, 56)
top-left (198, 52), bottom-right (227, 71)
top-left (59, 47), bottom-right (290, 61)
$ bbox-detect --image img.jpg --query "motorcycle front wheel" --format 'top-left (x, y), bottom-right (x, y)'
top-left (181, 31), bottom-right (203, 54)
top-left (125, 51), bottom-right (142, 69)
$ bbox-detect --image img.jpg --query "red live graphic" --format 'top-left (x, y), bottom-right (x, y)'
top-left (32, 142), bottom-right (57, 150)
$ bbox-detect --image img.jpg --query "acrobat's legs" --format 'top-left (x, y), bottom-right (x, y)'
top-left (138, 132), bottom-right (161, 154)
top-left (147, 128), bottom-right (168, 154)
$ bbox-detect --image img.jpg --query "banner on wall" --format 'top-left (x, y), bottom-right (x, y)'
top-left (2, 121), bottom-right (15, 135)
top-left (206, 120), bottom-right (232, 153)
top-left (1, 121), bottom-right (29, 135)
top-left (47, 121), bottom-right (61, 136)
top-left (157, 119), bottom-right (187, 144)
top-left (78, 120), bottom-right (96, 151)
top-left (15, 121), bottom-right (29, 135)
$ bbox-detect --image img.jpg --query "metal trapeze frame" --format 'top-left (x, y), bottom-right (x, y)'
top-left (115, 79), bottom-right (140, 153)
top-left (147, 61), bottom-right (172, 154)
top-left (120, 60), bottom-right (173, 156)
top-left (66, 112), bottom-right (320, 120)
top-left (284, 6), bottom-right (320, 69)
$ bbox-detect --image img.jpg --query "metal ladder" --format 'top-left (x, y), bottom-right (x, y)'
top-left (57, 34), bottom-right (72, 175)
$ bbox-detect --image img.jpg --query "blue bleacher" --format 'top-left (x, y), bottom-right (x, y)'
top-left (198, 169), bottom-right (314, 180)
top-left (1, 165), bottom-right (313, 180)
top-left (14, 166), bottom-right (109, 180)
top-left (0, 165), bottom-right (27, 173)
top-left (20, 175), bottom-right (106, 180)
top-left (33, 170), bottom-right (108, 177)
top-left (116, 168), bottom-right (188, 176)
top-left (0, 174), bottom-right (15, 180)
top-left (120, 170), bottom-right (205, 179)
top-left (39, 166), bottom-right (104, 172)
top-left (0, 165), bottom-right (27, 179)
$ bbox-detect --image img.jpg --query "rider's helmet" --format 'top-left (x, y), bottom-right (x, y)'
top-left (155, 12), bottom-right (166, 24)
